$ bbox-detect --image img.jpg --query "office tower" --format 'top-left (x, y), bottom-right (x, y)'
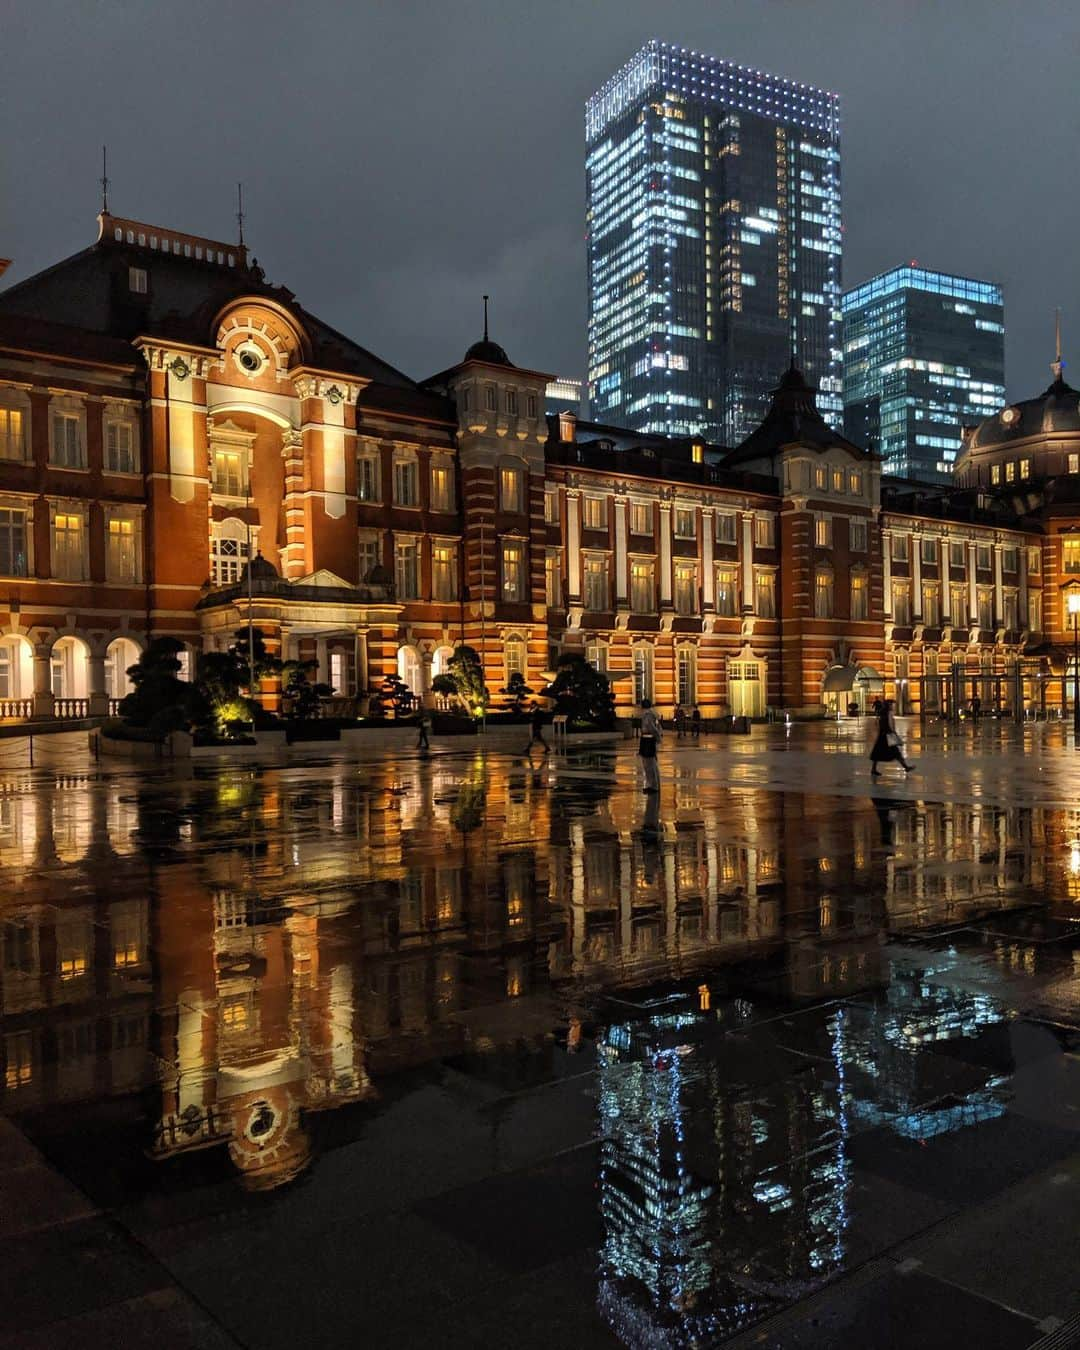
top-left (545, 376), bottom-right (585, 417)
top-left (842, 266), bottom-right (1005, 482)
top-left (585, 39), bottom-right (843, 445)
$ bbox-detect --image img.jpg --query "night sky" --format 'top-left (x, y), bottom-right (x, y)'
top-left (4, 0), bottom-right (1079, 404)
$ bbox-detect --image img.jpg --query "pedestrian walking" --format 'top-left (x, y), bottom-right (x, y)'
top-left (526, 701), bottom-right (549, 755)
top-left (970, 694), bottom-right (981, 722)
top-left (691, 705), bottom-right (701, 740)
top-left (416, 707), bottom-right (431, 752)
top-left (674, 704), bottom-right (686, 739)
top-left (638, 697), bottom-right (662, 794)
top-left (869, 698), bottom-right (916, 776)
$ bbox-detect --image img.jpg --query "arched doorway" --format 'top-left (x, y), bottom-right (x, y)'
top-left (728, 650), bottom-right (765, 718)
top-left (0, 635), bottom-right (33, 714)
top-left (105, 637), bottom-right (141, 703)
top-left (821, 664), bottom-right (883, 716)
top-left (397, 645), bottom-right (423, 698)
top-left (50, 636), bottom-right (89, 711)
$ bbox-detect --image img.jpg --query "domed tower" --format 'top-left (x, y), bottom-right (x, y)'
top-left (423, 300), bottom-right (551, 695)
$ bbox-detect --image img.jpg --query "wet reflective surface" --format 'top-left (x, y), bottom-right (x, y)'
top-left (1, 723), bottom-right (1079, 1347)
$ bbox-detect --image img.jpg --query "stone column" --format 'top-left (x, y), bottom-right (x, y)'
top-left (701, 509), bottom-right (715, 612)
top-left (659, 504), bottom-right (673, 607)
top-left (613, 498), bottom-right (628, 608)
top-left (1019, 547), bottom-right (1028, 630)
top-left (968, 542), bottom-right (978, 624)
top-left (942, 547), bottom-right (953, 622)
top-left (912, 538), bottom-right (923, 620)
top-left (88, 652), bottom-right (108, 717)
top-left (994, 544), bottom-right (1004, 626)
top-left (566, 492), bottom-right (581, 603)
top-left (32, 643), bottom-right (54, 718)
top-left (882, 528), bottom-right (893, 617)
top-left (741, 512), bottom-right (755, 612)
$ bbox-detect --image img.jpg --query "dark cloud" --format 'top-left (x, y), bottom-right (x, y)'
top-left (3, 0), bottom-right (1079, 398)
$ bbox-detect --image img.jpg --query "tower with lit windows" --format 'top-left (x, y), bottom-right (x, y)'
top-left (585, 40), bottom-right (843, 446)
top-left (842, 265), bottom-right (1005, 483)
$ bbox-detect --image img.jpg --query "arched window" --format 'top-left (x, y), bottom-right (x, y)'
top-left (505, 635), bottom-right (527, 681)
top-left (397, 645), bottom-right (422, 694)
top-left (0, 634), bottom-right (33, 702)
top-left (105, 638), bottom-right (141, 701)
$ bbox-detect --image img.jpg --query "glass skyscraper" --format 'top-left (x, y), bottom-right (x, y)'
top-left (842, 266), bottom-right (1005, 483)
top-left (586, 40), bottom-right (843, 445)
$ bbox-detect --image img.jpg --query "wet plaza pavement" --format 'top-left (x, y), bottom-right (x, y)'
top-left (1, 719), bottom-right (1079, 1348)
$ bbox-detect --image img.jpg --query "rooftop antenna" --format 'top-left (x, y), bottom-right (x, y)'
top-left (1053, 307), bottom-right (1064, 380)
top-left (236, 182), bottom-right (245, 248)
top-left (100, 145), bottom-right (109, 215)
top-left (483, 294), bottom-right (489, 342)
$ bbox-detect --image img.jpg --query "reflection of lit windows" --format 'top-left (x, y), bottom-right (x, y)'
top-left (4, 1031), bottom-right (33, 1090)
top-left (505, 958), bottom-right (525, 998)
top-left (506, 895), bottom-right (526, 928)
top-left (220, 995), bottom-right (251, 1032)
top-left (3, 921), bottom-right (34, 973)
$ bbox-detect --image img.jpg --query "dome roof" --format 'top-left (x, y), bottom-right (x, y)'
top-left (240, 553), bottom-right (279, 584)
top-left (463, 337), bottom-right (513, 367)
top-left (969, 370), bottom-right (1080, 450)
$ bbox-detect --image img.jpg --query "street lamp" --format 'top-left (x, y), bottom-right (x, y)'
top-left (1069, 591), bottom-right (1080, 744)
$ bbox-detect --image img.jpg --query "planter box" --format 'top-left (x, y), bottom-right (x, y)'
top-left (99, 729), bottom-right (192, 760)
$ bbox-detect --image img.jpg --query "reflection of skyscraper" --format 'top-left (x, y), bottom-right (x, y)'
top-left (586, 40), bottom-right (843, 443)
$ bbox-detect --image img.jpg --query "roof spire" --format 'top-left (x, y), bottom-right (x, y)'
top-left (1053, 307), bottom-right (1064, 381)
top-left (100, 145), bottom-right (109, 215)
top-left (236, 182), bottom-right (245, 248)
top-left (483, 294), bottom-right (489, 342)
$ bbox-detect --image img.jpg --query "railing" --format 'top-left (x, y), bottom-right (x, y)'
top-left (0, 699), bottom-right (33, 721)
top-left (54, 697), bottom-right (90, 720)
top-left (108, 698), bottom-right (122, 716)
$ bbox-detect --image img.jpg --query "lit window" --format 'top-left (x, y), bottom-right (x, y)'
top-left (715, 512), bottom-right (737, 544)
top-left (674, 507), bottom-right (696, 539)
top-left (585, 641), bottom-right (607, 673)
top-left (330, 651), bottom-right (346, 693)
top-left (0, 508), bottom-right (29, 577)
top-left (128, 266), bottom-right (148, 294)
top-left (630, 502), bottom-right (652, 534)
top-left (950, 584), bottom-right (968, 624)
top-left (977, 589), bottom-right (994, 629)
top-left (393, 457), bottom-right (419, 507)
top-left (1020, 458), bottom-right (1031, 479)
top-left (1027, 546), bottom-right (1041, 576)
top-left (849, 470), bottom-right (862, 494)
top-left (850, 572), bottom-right (868, 620)
top-left (921, 537), bottom-right (938, 564)
top-left (544, 488), bottom-right (559, 524)
top-left (991, 464), bottom-right (1002, 485)
top-left (395, 540), bottom-right (420, 599)
top-left (891, 533), bottom-right (909, 561)
top-left (545, 550), bottom-right (561, 607)
top-left (430, 464), bottom-right (454, 512)
top-left (583, 555), bottom-right (607, 610)
top-left (891, 582), bottom-right (911, 625)
top-left (815, 516), bottom-right (831, 547)
top-left (357, 452), bottom-right (380, 502)
top-left (921, 584), bottom-right (940, 626)
top-left (754, 516), bottom-right (775, 548)
top-left (674, 562), bottom-right (697, 615)
top-left (1064, 537), bottom-right (1080, 575)
top-left (51, 412), bottom-right (84, 469)
top-left (500, 466), bottom-right (523, 513)
top-left (1005, 461), bottom-right (1016, 483)
top-left (432, 543), bottom-right (457, 601)
top-left (106, 517), bottom-right (139, 583)
top-left (52, 511), bottom-right (85, 580)
top-left (582, 496), bottom-right (607, 530)
top-left (715, 566), bottom-right (737, 617)
top-left (0, 406), bottom-right (26, 461)
top-left (501, 541), bottom-right (526, 602)
top-left (212, 449), bottom-right (245, 497)
top-left (814, 465), bottom-right (827, 490)
top-left (977, 543), bottom-right (992, 570)
top-left (105, 419), bottom-right (138, 473)
top-left (210, 521), bottom-right (249, 585)
top-left (676, 647), bottom-right (696, 705)
top-left (505, 636), bottom-right (526, 680)
top-left (950, 541), bottom-right (966, 568)
top-left (1069, 453), bottom-right (1079, 474)
top-left (831, 467), bottom-right (844, 492)
top-left (630, 559), bottom-right (654, 613)
top-left (632, 645), bottom-right (653, 704)
top-left (755, 570), bottom-right (775, 618)
top-left (1028, 591), bottom-right (1042, 631)
top-left (814, 569), bottom-right (833, 618)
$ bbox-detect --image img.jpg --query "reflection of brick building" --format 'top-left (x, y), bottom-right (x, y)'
top-left (3, 209), bottom-right (1079, 721)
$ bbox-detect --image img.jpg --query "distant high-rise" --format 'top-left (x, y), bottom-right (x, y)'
top-left (545, 376), bottom-right (585, 418)
top-left (842, 266), bottom-right (1005, 483)
top-left (585, 39), bottom-right (843, 445)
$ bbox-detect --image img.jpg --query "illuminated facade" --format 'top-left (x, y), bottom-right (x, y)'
top-left (586, 40), bottom-right (843, 444)
top-left (3, 209), bottom-right (1080, 726)
top-left (842, 266), bottom-right (1005, 483)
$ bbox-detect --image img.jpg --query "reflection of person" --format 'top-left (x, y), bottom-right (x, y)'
top-left (639, 698), bottom-right (662, 793)
top-left (869, 699), bottom-right (916, 776)
top-left (416, 708), bottom-right (431, 751)
top-left (871, 796), bottom-right (897, 848)
top-left (691, 706), bottom-right (701, 739)
top-left (675, 705), bottom-right (687, 738)
top-left (526, 702), bottom-right (549, 755)
top-left (970, 695), bottom-right (981, 722)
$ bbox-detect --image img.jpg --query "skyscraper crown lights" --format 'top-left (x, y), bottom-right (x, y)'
top-left (585, 39), bottom-right (839, 143)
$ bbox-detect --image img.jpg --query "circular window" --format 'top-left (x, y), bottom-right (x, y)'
top-left (1001, 407), bottom-right (1020, 426)
top-left (237, 347), bottom-right (263, 374)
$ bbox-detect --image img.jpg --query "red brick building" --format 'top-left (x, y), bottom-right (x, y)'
top-left (0, 210), bottom-right (1072, 722)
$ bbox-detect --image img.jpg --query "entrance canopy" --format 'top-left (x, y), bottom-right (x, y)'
top-left (822, 664), bottom-right (884, 693)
